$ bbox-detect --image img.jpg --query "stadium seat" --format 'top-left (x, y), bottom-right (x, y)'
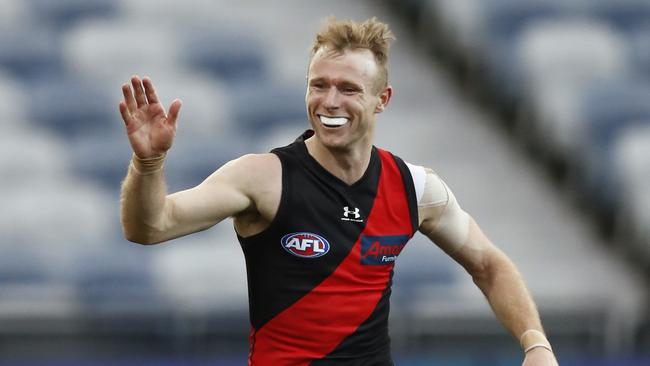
top-left (0, 246), bottom-right (78, 321)
top-left (150, 231), bottom-right (248, 313)
top-left (0, 247), bottom-right (50, 285)
top-left (0, 72), bottom-right (28, 127)
top-left (419, 0), bottom-right (484, 58)
top-left (611, 123), bottom-right (650, 262)
top-left (514, 19), bottom-right (629, 157)
top-left (477, 0), bottom-right (576, 104)
top-left (573, 80), bottom-right (650, 212)
top-left (118, 0), bottom-right (222, 26)
top-left (385, 0), bottom-right (430, 23)
top-left (586, 0), bottom-right (650, 33)
top-left (26, 75), bottom-right (116, 138)
top-left (391, 234), bottom-right (457, 302)
top-left (69, 130), bottom-right (132, 192)
top-left (0, 129), bottom-right (72, 187)
top-left (627, 24), bottom-right (650, 79)
top-left (69, 71), bottom-right (235, 191)
top-left (164, 132), bottom-right (254, 192)
top-left (182, 29), bottom-right (268, 85)
top-left (62, 19), bottom-right (181, 83)
top-left (0, 28), bottom-right (61, 80)
top-left (144, 72), bottom-right (235, 139)
top-left (0, 0), bottom-right (30, 29)
top-left (72, 245), bottom-right (165, 315)
top-left (230, 82), bottom-right (306, 136)
top-left (0, 180), bottom-right (115, 276)
top-left (71, 129), bottom-right (248, 195)
top-left (28, 0), bottom-right (119, 29)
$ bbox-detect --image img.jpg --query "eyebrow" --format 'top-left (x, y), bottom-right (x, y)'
top-left (308, 77), bottom-right (364, 91)
top-left (339, 81), bottom-right (363, 90)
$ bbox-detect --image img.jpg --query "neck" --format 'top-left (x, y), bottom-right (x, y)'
top-left (305, 137), bottom-right (373, 185)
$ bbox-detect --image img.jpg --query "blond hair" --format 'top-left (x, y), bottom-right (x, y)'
top-left (310, 17), bottom-right (395, 92)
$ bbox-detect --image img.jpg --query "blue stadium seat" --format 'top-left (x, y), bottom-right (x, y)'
top-left (514, 19), bottom-right (629, 157)
top-left (164, 134), bottom-right (254, 192)
top-left (0, 1), bottom-right (31, 37)
top-left (574, 79), bottom-right (650, 212)
top-left (390, 236), bottom-right (457, 302)
top-left (481, 0), bottom-right (571, 42)
top-left (478, 0), bottom-right (577, 105)
top-left (69, 130), bottom-right (132, 192)
top-left (26, 76), bottom-right (116, 138)
top-left (586, 0), bottom-right (650, 33)
top-left (0, 72), bottom-right (29, 128)
top-left (627, 24), bottom-right (650, 79)
top-left (230, 82), bottom-right (306, 136)
top-left (71, 118), bottom-right (254, 195)
top-left (182, 29), bottom-right (268, 85)
top-left (66, 73), bottom-right (247, 193)
top-left (386, 0), bottom-right (430, 22)
top-left (0, 130), bottom-right (72, 187)
top-left (419, 0), bottom-right (485, 58)
top-left (61, 19), bottom-right (181, 82)
top-left (73, 245), bottom-right (165, 314)
top-left (150, 233), bottom-right (249, 313)
top-left (0, 248), bottom-right (50, 286)
top-left (0, 180), bottom-right (116, 273)
top-left (28, 0), bottom-right (120, 29)
top-left (611, 123), bottom-right (650, 263)
top-left (0, 29), bottom-right (61, 80)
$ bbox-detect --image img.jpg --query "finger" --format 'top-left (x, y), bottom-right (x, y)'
top-left (122, 83), bottom-right (136, 112)
top-left (119, 101), bottom-right (130, 125)
top-left (142, 76), bottom-right (160, 104)
top-left (167, 99), bottom-right (182, 128)
top-left (131, 75), bottom-right (147, 107)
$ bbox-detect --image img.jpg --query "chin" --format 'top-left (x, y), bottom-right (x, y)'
top-left (313, 131), bottom-right (350, 151)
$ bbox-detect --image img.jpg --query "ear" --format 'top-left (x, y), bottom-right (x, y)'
top-left (375, 86), bottom-right (392, 113)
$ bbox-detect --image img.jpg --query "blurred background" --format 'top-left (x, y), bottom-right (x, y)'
top-left (1, 0), bottom-right (649, 365)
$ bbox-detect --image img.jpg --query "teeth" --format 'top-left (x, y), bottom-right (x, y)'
top-left (319, 115), bottom-right (349, 126)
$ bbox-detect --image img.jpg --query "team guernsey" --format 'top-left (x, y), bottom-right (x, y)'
top-left (238, 131), bottom-right (419, 365)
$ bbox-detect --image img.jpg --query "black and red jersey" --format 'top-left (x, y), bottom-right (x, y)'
top-left (238, 130), bottom-right (419, 365)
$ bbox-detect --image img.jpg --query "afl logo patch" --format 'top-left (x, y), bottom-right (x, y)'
top-left (281, 232), bottom-right (330, 258)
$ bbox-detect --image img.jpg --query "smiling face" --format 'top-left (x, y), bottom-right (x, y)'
top-left (306, 47), bottom-right (392, 152)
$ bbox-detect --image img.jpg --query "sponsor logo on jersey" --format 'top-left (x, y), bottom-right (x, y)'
top-left (341, 206), bottom-right (363, 223)
top-left (281, 232), bottom-right (331, 258)
top-left (360, 235), bottom-right (409, 265)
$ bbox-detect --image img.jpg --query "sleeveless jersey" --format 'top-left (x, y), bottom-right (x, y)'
top-left (238, 130), bottom-right (419, 365)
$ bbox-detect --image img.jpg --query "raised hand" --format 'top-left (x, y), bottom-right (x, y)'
top-left (119, 76), bottom-right (182, 159)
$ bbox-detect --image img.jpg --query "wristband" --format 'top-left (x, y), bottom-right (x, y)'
top-left (130, 153), bottom-right (166, 175)
top-left (524, 343), bottom-right (553, 354)
top-left (520, 329), bottom-right (552, 354)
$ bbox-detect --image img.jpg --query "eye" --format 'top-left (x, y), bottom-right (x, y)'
top-left (310, 82), bottom-right (325, 90)
top-left (340, 85), bottom-right (360, 95)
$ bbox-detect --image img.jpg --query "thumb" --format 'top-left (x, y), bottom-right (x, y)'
top-left (167, 99), bottom-right (182, 128)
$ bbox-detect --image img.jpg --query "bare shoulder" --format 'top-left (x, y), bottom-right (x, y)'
top-left (207, 153), bottom-right (280, 182)
top-left (229, 153), bottom-right (281, 175)
top-left (238, 153), bottom-right (281, 190)
top-left (226, 153), bottom-right (282, 236)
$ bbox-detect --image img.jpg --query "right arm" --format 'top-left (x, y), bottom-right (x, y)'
top-left (120, 153), bottom-right (257, 245)
top-left (118, 76), bottom-right (266, 244)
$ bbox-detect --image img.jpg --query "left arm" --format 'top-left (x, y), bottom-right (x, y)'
top-left (416, 167), bottom-right (558, 365)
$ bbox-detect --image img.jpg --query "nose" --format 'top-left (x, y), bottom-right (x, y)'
top-left (322, 86), bottom-right (340, 110)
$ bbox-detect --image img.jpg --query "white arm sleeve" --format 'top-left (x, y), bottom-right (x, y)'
top-left (432, 176), bottom-right (470, 251)
top-left (408, 163), bottom-right (470, 253)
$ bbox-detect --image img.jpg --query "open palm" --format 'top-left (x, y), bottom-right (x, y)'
top-left (119, 76), bottom-right (182, 159)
